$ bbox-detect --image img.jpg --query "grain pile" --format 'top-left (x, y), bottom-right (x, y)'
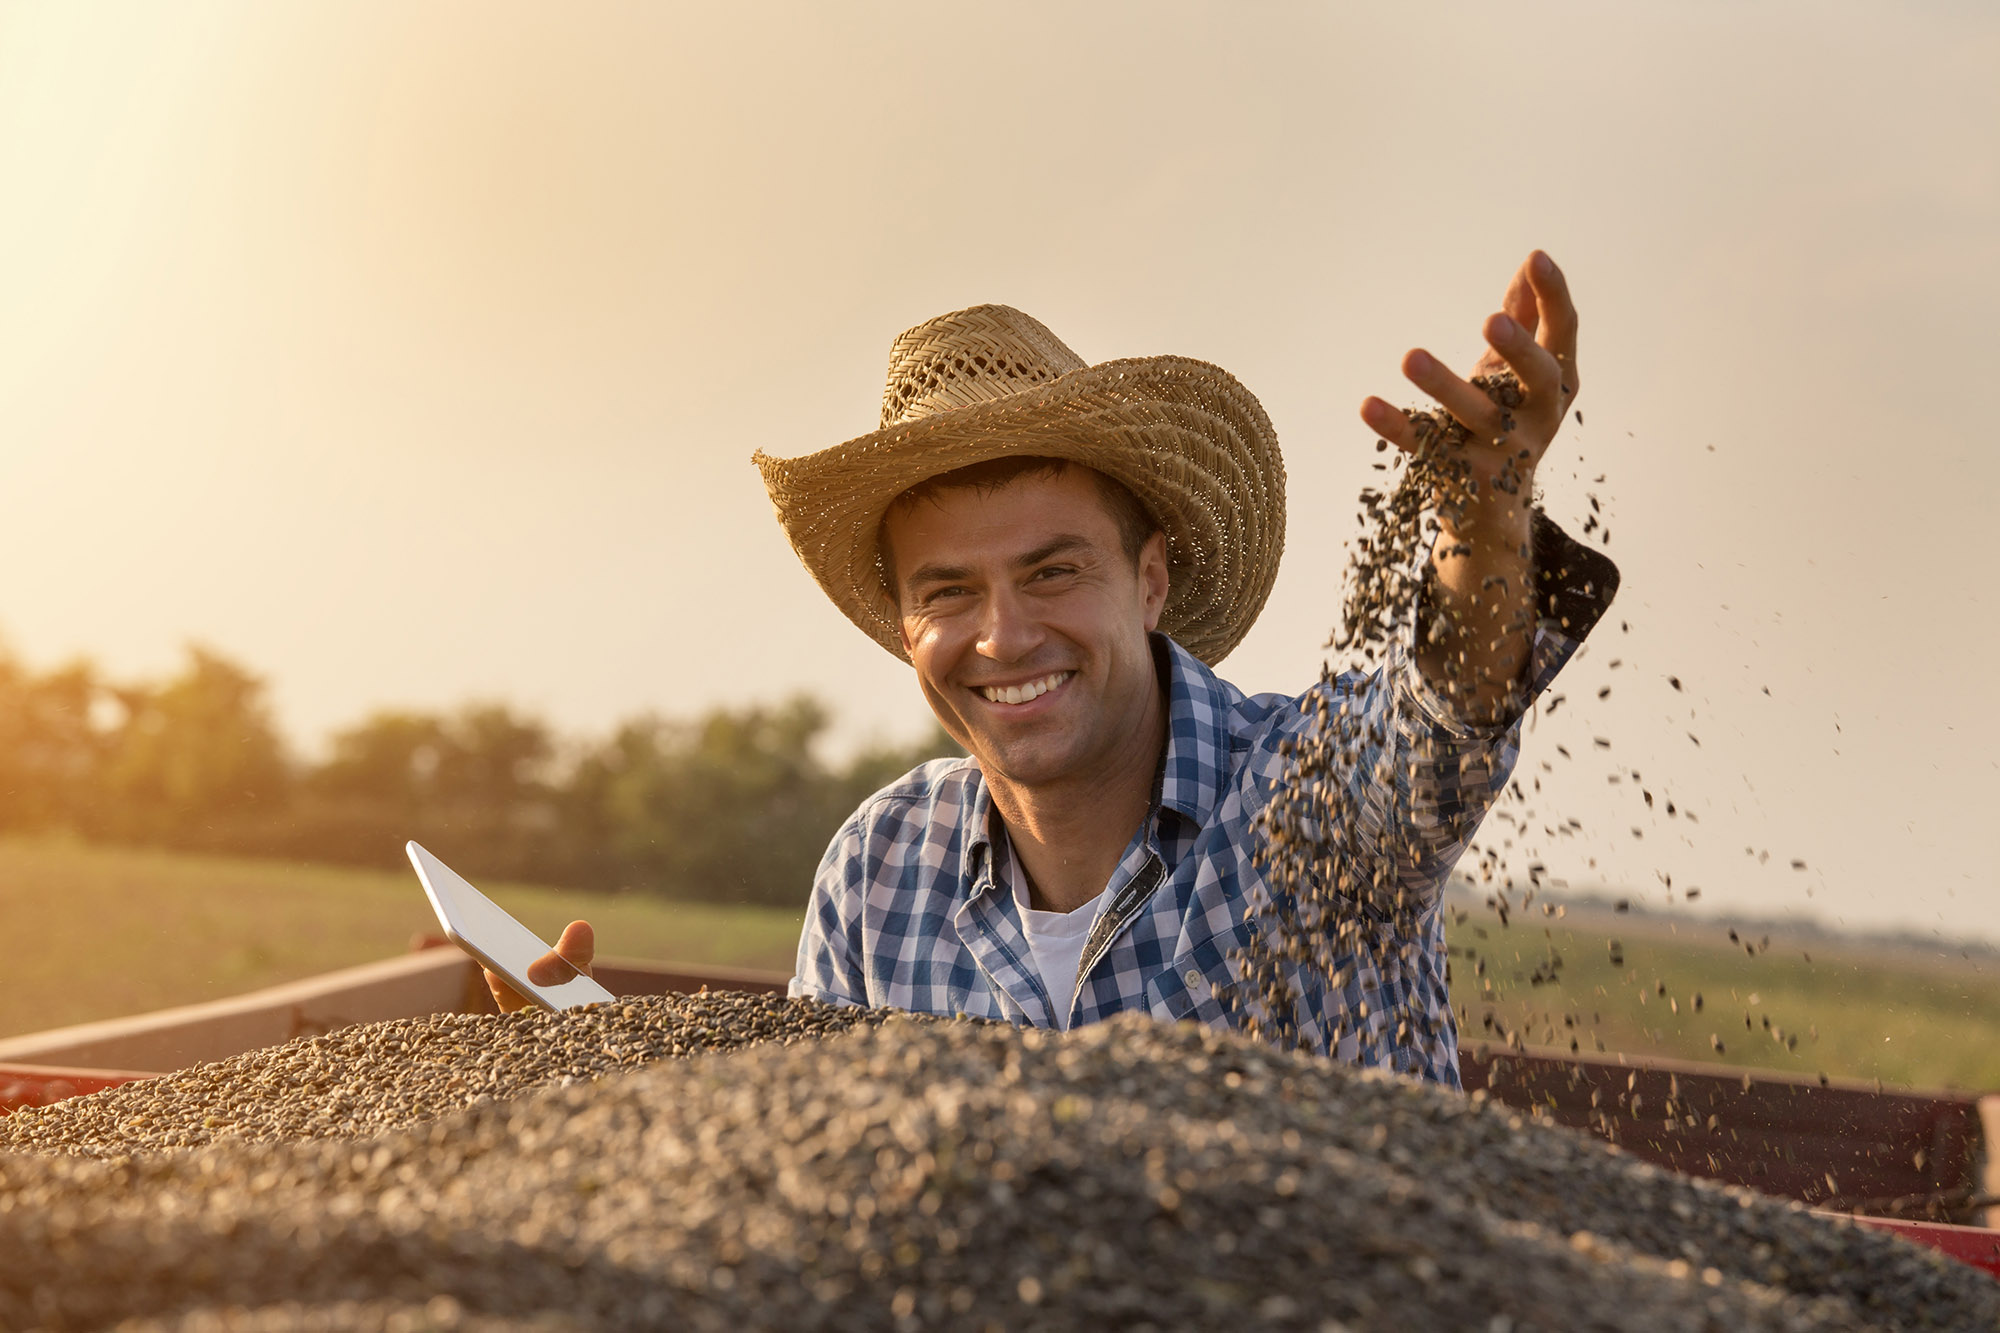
top-left (0, 990), bottom-right (880, 1157)
top-left (4, 1004), bottom-right (1997, 1331)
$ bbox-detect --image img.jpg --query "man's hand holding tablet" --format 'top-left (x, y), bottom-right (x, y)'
top-left (487, 919), bottom-right (597, 1014)
top-left (406, 841), bottom-right (615, 1013)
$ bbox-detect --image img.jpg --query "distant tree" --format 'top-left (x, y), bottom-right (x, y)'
top-left (431, 704), bottom-right (556, 816)
top-left (563, 696), bottom-right (829, 903)
top-left (0, 627), bottom-right (960, 906)
top-left (835, 726), bottom-right (964, 810)
top-left (311, 711), bottom-right (450, 810)
top-left (92, 646), bottom-right (291, 845)
top-left (291, 703), bottom-right (560, 878)
top-left (562, 697), bottom-right (956, 905)
top-left (0, 652), bottom-right (107, 832)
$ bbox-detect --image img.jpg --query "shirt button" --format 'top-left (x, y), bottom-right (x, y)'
top-left (1184, 969), bottom-right (1202, 988)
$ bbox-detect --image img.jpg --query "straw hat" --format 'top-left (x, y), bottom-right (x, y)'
top-left (752, 304), bottom-right (1285, 666)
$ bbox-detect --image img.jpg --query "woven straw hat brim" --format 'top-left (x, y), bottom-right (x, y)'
top-left (754, 354), bottom-right (1285, 666)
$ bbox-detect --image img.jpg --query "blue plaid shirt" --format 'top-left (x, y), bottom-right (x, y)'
top-left (792, 522), bottom-right (1617, 1086)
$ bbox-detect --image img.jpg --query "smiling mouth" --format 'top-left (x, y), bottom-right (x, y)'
top-left (977, 671), bottom-right (1073, 706)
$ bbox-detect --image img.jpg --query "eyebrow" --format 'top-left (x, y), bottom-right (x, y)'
top-left (903, 533), bottom-right (1096, 590)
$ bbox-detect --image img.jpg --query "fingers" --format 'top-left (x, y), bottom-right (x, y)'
top-left (558, 920), bottom-right (595, 976)
top-left (1468, 256), bottom-right (1541, 378)
top-left (1481, 310), bottom-right (1564, 400)
top-left (527, 920), bottom-right (596, 985)
top-left (1360, 395), bottom-right (1421, 453)
top-left (1500, 257), bottom-right (1540, 336)
top-left (486, 920), bottom-right (597, 1014)
top-left (485, 967), bottom-right (531, 1013)
top-left (1526, 249), bottom-right (1579, 395)
top-left (1365, 346), bottom-right (1510, 453)
top-left (1364, 345), bottom-right (1510, 457)
top-left (1401, 347), bottom-right (1508, 441)
top-left (1364, 250), bottom-right (1581, 458)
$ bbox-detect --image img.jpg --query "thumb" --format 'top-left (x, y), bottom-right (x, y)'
top-left (524, 920), bottom-right (596, 986)
top-left (556, 919), bottom-right (595, 977)
top-left (1501, 255), bottom-right (1540, 336)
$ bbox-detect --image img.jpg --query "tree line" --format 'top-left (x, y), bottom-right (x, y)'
top-left (0, 644), bottom-right (954, 906)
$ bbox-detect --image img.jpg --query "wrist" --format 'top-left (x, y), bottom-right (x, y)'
top-left (1437, 481), bottom-right (1534, 544)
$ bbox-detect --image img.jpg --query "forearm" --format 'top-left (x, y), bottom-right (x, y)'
top-left (1362, 251), bottom-right (1583, 724)
top-left (1417, 486), bottom-right (1536, 724)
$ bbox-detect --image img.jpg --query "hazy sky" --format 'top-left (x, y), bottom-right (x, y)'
top-left (1, 2), bottom-right (1995, 939)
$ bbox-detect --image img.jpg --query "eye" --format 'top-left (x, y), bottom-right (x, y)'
top-left (1031, 564), bottom-right (1077, 582)
top-left (920, 584), bottom-right (970, 606)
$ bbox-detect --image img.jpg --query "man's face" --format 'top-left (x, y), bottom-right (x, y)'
top-left (884, 468), bottom-right (1169, 790)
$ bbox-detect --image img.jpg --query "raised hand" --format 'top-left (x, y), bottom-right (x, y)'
top-left (1355, 251), bottom-right (1583, 722)
top-left (1360, 249), bottom-right (1578, 493)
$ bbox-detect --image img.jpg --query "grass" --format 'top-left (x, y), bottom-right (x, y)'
top-left (1451, 896), bottom-right (2000, 1093)
top-left (0, 836), bottom-right (802, 1040)
top-left (7, 837), bottom-right (1998, 1095)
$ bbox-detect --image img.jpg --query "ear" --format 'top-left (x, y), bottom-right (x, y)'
top-left (1138, 530), bottom-right (1170, 631)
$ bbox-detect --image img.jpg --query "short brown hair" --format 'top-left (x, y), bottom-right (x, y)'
top-left (879, 456), bottom-right (1160, 592)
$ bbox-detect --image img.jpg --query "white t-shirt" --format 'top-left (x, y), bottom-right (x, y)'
top-left (1005, 845), bottom-right (1105, 1031)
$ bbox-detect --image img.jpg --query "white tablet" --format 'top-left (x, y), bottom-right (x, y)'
top-left (407, 841), bottom-right (616, 1012)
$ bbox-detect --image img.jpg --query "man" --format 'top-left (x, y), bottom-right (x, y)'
top-left (493, 251), bottom-right (1616, 1087)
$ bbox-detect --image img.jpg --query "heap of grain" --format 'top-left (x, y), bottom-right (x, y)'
top-left (0, 990), bottom-right (879, 1157)
top-left (4, 1003), bottom-right (1994, 1330)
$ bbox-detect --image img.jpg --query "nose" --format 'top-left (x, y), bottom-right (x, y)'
top-left (977, 584), bottom-right (1046, 664)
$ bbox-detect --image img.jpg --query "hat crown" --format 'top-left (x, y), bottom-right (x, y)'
top-left (880, 304), bottom-right (1088, 429)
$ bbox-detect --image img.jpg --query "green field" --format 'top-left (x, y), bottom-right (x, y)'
top-left (1453, 897), bottom-right (2000, 1093)
top-left (5, 837), bottom-right (1999, 1094)
top-left (0, 836), bottom-right (803, 1040)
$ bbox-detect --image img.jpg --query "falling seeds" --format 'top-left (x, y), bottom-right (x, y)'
top-left (1236, 358), bottom-right (1846, 1260)
top-left (1232, 371), bottom-right (1545, 1061)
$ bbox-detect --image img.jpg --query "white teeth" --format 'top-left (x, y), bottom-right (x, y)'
top-left (980, 671), bottom-right (1071, 705)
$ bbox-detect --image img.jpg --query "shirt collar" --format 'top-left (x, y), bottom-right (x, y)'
top-left (1152, 632), bottom-right (1231, 831)
top-left (958, 632), bottom-right (1231, 890)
